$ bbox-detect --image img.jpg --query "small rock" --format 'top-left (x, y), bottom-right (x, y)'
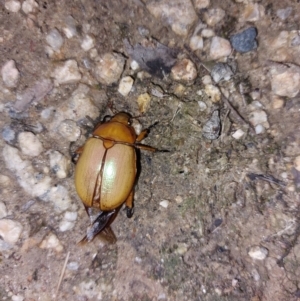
top-left (204, 8), bottom-right (225, 26)
top-left (67, 261), bottom-right (79, 271)
top-left (46, 28), bottom-right (64, 52)
top-left (202, 75), bottom-right (212, 85)
top-left (242, 3), bottom-right (265, 22)
top-left (211, 63), bottom-right (234, 83)
top-left (276, 7), bottom-right (292, 20)
top-left (59, 211), bottom-right (77, 232)
top-left (63, 15), bottom-right (78, 38)
top-left (193, 0), bottom-right (210, 10)
top-left (40, 233), bottom-right (63, 252)
top-left (175, 243), bottom-right (188, 255)
top-left (81, 35), bottom-right (94, 51)
top-left (197, 100), bottom-right (207, 111)
top-left (22, 0), bottom-right (38, 14)
top-left (159, 200), bottom-right (169, 208)
top-left (1, 60), bottom-right (19, 88)
top-left (18, 132), bottom-right (43, 157)
top-left (137, 93), bottom-right (151, 113)
top-left (294, 156), bottom-right (300, 172)
top-left (248, 246), bottom-right (268, 260)
top-left (204, 84), bottom-right (221, 102)
top-left (0, 175), bottom-right (11, 187)
top-left (49, 150), bottom-right (71, 178)
top-left (52, 60), bottom-right (82, 85)
top-left (202, 110), bottom-right (221, 140)
top-left (118, 76), bottom-right (134, 96)
top-left (146, 0), bottom-right (197, 36)
top-left (209, 37), bottom-right (232, 60)
top-left (2, 126), bottom-right (16, 143)
top-left (175, 195), bottom-right (183, 204)
top-left (41, 107), bottom-right (55, 120)
top-left (201, 28), bottom-right (215, 38)
top-left (230, 27), bottom-right (258, 53)
top-left (171, 58), bottom-right (197, 84)
top-left (0, 219), bottom-right (23, 244)
top-left (0, 202), bottom-right (8, 219)
top-left (249, 110), bottom-right (268, 127)
top-left (269, 66), bottom-right (300, 98)
top-left (94, 53), bottom-right (125, 85)
top-left (255, 124), bottom-right (265, 134)
top-left (232, 129), bottom-right (245, 139)
top-left (130, 60), bottom-right (140, 71)
top-left (12, 295), bottom-right (24, 301)
top-left (57, 119), bottom-right (81, 142)
top-left (189, 36), bottom-right (204, 51)
top-left (5, 1), bottom-right (21, 12)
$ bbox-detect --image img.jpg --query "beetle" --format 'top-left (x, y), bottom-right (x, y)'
top-left (74, 112), bottom-right (159, 242)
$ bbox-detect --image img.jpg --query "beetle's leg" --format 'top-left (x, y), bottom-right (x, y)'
top-left (125, 190), bottom-right (134, 218)
top-left (135, 144), bottom-right (157, 152)
top-left (72, 146), bottom-right (84, 164)
top-left (136, 122), bottom-right (159, 142)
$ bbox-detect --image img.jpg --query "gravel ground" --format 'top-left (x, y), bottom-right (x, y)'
top-left (1, 0), bottom-right (300, 300)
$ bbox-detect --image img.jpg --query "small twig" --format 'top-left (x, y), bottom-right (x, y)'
top-left (221, 91), bottom-right (255, 133)
top-left (221, 109), bottom-right (230, 142)
top-left (54, 251), bottom-right (70, 301)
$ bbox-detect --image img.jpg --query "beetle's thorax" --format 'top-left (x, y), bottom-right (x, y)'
top-left (93, 121), bottom-right (136, 144)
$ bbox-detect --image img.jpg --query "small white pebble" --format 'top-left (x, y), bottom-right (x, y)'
top-left (0, 174), bottom-right (11, 186)
top-left (201, 28), bottom-right (215, 38)
top-left (0, 202), bottom-right (8, 219)
top-left (202, 75), bottom-right (212, 85)
top-left (46, 28), bottom-right (64, 52)
top-left (175, 196), bottom-right (183, 204)
top-left (248, 246), bottom-right (268, 260)
top-left (64, 211), bottom-right (77, 221)
top-left (232, 129), bottom-right (245, 139)
top-left (63, 15), bottom-right (78, 38)
top-left (159, 200), bottom-right (169, 208)
top-left (5, 0), bottom-right (21, 12)
top-left (1, 60), bottom-right (20, 88)
top-left (59, 220), bottom-right (75, 232)
top-left (52, 59), bottom-right (81, 85)
top-left (135, 256), bottom-right (142, 264)
top-left (255, 124), bottom-right (265, 134)
top-left (67, 261), bottom-right (79, 271)
top-left (130, 60), bottom-right (140, 71)
top-left (0, 219), bottom-right (23, 244)
top-left (22, 0), bottom-right (38, 14)
top-left (118, 76), bottom-right (134, 96)
top-left (249, 110), bottom-right (268, 127)
top-left (40, 233), bottom-right (63, 252)
top-left (12, 295), bottom-right (24, 301)
top-left (18, 132), bottom-right (43, 157)
top-left (210, 36), bottom-right (232, 60)
top-left (41, 107), bottom-right (55, 119)
top-left (81, 35), bottom-right (94, 51)
top-left (197, 100), bottom-right (207, 111)
top-left (189, 36), bottom-right (203, 51)
top-left (204, 84), bottom-right (221, 102)
top-left (94, 53), bottom-right (125, 85)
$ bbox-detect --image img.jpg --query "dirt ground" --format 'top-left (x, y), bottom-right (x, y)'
top-left (1, 0), bottom-right (300, 300)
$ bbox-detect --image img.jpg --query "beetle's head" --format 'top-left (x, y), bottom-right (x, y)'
top-left (111, 112), bottom-right (132, 125)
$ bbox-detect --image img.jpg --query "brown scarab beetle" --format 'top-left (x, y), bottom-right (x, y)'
top-left (74, 112), bottom-right (159, 242)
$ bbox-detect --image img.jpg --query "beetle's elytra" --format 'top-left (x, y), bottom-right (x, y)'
top-left (74, 112), bottom-right (158, 242)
